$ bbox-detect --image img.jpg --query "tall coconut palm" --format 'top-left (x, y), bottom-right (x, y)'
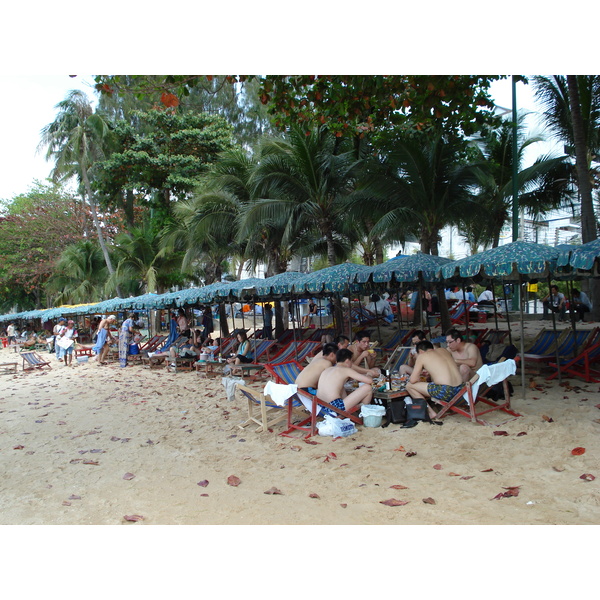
top-left (39, 90), bottom-right (118, 284)
top-left (463, 113), bottom-right (573, 249)
top-left (45, 240), bottom-right (110, 305)
top-left (110, 224), bottom-right (188, 295)
top-left (245, 126), bottom-right (363, 267)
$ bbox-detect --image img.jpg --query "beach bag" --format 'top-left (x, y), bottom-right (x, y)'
top-left (56, 337), bottom-right (74, 350)
top-left (405, 398), bottom-right (430, 422)
top-left (382, 399), bottom-right (407, 427)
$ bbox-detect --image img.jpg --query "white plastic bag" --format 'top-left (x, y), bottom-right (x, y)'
top-left (317, 414), bottom-right (357, 437)
top-left (359, 405), bottom-right (386, 418)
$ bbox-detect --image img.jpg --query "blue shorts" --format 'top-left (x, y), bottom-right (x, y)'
top-left (427, 383), bottom-right (463, 402)
top-left (300, 387), bottom-right (317, 395)
top-left (320, 398), bottom-right (346, 417)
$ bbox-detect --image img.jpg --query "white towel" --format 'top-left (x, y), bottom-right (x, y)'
top-left (469, 359), bottom-right (516, 402)
top-left (263, 381), bottom-right (298, 407)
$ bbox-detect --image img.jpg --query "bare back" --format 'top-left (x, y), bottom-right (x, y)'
top-left (295, 357), bottom-right (333, 389)
top-left (414, 348), bottom-right (463, 387)
top-left (317, 364), bottom-right (372, 403)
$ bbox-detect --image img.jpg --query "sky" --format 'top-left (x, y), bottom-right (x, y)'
top-left (0, 75), bottom-right (559, 203)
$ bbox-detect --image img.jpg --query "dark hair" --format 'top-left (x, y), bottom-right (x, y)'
top-left (550, 284), bottom-right (559, 292)
top-left (370, 293), bottom-right (380, 302)
top-left (416, 340), bottom-right (433, 352)
top-left (336, 348), bottom-right (354, 363)
top-left (236, 330), bottom-right (248, 342)
top-left (413, 330), bottom-right (427, 342)
top-left (572, 288), bottom-right (580, 295)
top-left (355, 330), bottom-right (370, 341)
top-left (445, 327), bottom-right (463, 342)
top-left (335, 334), bottom-right (350, 345)
top-left (322, 342), bottom-right (338, 357)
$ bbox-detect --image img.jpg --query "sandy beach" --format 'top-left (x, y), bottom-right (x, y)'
top-left (1, 317), bottom-right (599, 527)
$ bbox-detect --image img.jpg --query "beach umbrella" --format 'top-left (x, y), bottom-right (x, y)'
top-left (356, 252), bottom-right (452, 285)
top-left (241, 271), bottom-right (305, 298)
top-left (562, 238), bottom-right (600, 274)
top-left (441, 241), bottom-right (564, 396)
top-left (292, 263), bottom-right (371, 294)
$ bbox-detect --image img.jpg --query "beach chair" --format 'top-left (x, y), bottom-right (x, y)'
top-left (523, 328), bottom-right (597, 364)
top-left (230, 339), bottom-right (279, 382)
top-left (384, 347), bottom-right (413, 373)
top-left (236, 384), bottom-right (302, 433)
top-left (433, 359), bottom-right (521, 426)
top-left (480, 329), bottom-right (510, 345)
top-left (522, 328), bottom-right (566, 356)
top-left (546, 334), bottom-right (600, 383)
top-left (269, 341), bottom-right (319, 364)
top-left (21, 351), bottom-right (52, 372)
top-left (265, 361), bottom-right (304, 384)
top-left (380, 328), bottom-right (414, 354)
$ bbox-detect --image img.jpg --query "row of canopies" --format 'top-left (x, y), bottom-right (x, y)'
top-left (2, 239), bottom-right (599, 324)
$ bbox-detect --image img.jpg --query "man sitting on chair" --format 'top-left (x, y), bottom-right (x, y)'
top-left (296, 342), bottom-right (339, 395)
top-left (316, 348), bottom-right (374, 416)
top-left (399, 330), bottom-right (428, 376)
top-left (445, 328), bottom-right (483, 382)
top-left (349, 330), bottom-right (377, 369)
top-left (405, 340), bottom-right (464, 419)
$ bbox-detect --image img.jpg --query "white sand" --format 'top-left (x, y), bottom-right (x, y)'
top-left (1, 317), bottom-right (599, 526)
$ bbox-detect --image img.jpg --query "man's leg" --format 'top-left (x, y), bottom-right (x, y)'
top-left (341, 384), bottom-right (372, 410)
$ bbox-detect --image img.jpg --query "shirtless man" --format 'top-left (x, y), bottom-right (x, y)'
top-left (317, 348), bottom-right (373, 415)
top-left (349, 331), bottom-right (376, 369)
top-left (398, 330), bottom-right (428, 376)
top-left (295, 343), bottom-right (338, 395)
top-left (445, 328), bottom-right (483, 382)
top-left (313, 336), bottom-right (380, 376)
top-left (405, 340), bottom-right (464, 419)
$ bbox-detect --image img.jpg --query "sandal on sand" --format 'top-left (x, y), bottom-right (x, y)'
top-left (429, 420), bottom-right (444, 426)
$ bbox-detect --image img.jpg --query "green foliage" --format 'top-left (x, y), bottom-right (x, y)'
top-left (94, 109), bottom-right (235, 231)
top-left (0, 182), bottom-right (88, 310)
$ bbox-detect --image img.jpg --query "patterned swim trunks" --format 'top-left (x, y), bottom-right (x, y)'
top-left (319, 398), bottom-right (346, 417)
top-left (427, 383), bottom-right (463, 402)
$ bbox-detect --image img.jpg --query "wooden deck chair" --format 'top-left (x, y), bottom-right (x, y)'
top-left (433, 359), bottom-right (521, 426)
top-left (380, 329), bottom-right (414, 354)
top-left (21, 351), bottom-right (52, 372)
top-left (481, 329), bottom-right (510, 345)
top-left (230, 339), bottom-right (279, 382)
top-left (269, 341), bottom-right (308, 364)
top-left (522, 328), bottom-right (566, 355)
top-left (524, 328), bottom-right (597, 364)
top-left (304, 328), bottom-right (331, 342)
top-left (546, 337), bottom-right (600, 383)
top-left (264, 361), bottom-right (303, 384)
top-left (0, 361), bottom-right (18, 374)
top-left (384, 347), bottom-right (413, 373)
top-left (236, 384), bottom-right (302, 433)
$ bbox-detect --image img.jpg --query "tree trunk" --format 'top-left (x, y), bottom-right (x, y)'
top-left (567, 75), bottom-right (600, 321)
top-left (274, 300), bottom-right (285, 338)
top-left (80, 164), bottom-right (123, 298)
top-left (218, 303), bottom-right (230, 337)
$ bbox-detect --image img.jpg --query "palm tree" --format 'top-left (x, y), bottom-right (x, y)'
top-left (463, 113), bottom-right (573, 249)
top-left (45, 240), bottom-right (110, 304)
top-left (245, 126), bottom-right (363, 267)
top-left (532, 75), bottom-right (600, 243)
top-left (358, 132), bottom-right (481, 255)
top-left (39, 90), bottom-right (118, 285)
top-left (110, 224), bottom-right (188, 295)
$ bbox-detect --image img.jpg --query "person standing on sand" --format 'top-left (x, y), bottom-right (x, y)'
top-left (119, 313), bottom-right (136, 368)
top-left (92, 315), bottom-right (116, 364)
top-left (405, 340), bottom-right (464, 420)
top-left (316, 348), bottom-right (374, 416)
top-left (56, 320), bottom-right (78, 367)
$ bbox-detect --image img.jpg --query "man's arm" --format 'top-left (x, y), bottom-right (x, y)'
top-left (347, 368), bottom-right (374, 385)
top-left (409, 354), bottom-right (425, 384)
top-left (454, 344), bottom-right (480, 369)
top-left (352, 364), bottom-right (380, 377)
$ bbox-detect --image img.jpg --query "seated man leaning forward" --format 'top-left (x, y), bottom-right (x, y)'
top-left (316, 348), bottom-right (373, 416)
top-left (398, 329), bottom-right (428, 376)
top-left (295, 342), bottom-right (339, 396)
top-left (405, 340), bottom-right (464, 420)
top-left (445, 327), bottom-right (482, 382)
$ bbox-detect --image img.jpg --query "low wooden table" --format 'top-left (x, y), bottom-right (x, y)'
top-left (196, 360), bottom-right (227, 378)
top-left (371, 388), bottom-right (408, 406)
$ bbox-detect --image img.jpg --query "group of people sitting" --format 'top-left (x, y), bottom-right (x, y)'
top-left (292, 325), bottom-right (512, 423)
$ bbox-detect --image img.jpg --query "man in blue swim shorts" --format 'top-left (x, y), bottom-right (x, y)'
top-left (316, 348), bottom-right (374, 417)
top-left (405, 340), bottom-right (464, 420)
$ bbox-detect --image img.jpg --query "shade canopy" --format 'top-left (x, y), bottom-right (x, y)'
top-left (356, 252), bottom-right (452, 284)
